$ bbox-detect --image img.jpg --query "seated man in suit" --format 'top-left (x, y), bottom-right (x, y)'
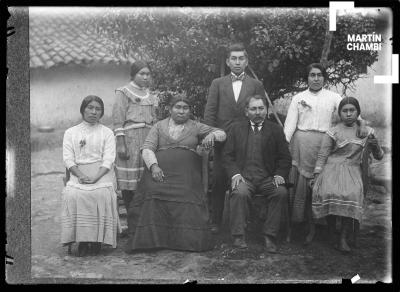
top-left (222, 95), bottom-right (291, 253)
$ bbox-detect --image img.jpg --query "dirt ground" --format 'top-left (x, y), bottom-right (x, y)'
top-left (30, 128), bottom-right (392, 283)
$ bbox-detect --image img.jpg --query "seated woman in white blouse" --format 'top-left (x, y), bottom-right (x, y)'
top-left (61, 95), bottom-right (120, 256)
top-left (283, 63), bottom-right (368, 244)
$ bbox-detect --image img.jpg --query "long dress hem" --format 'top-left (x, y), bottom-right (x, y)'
top-left (126, 147), bottom-right (213, 252)
top-left (61, 162), bottom-right (120, 248)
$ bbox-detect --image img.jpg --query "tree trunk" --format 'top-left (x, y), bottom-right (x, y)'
top-left (219, 46), bottom-right (226, 77)
top-left (320, 20), bottom-right (334, 67)
top-left (247, 66), bottom-right (283, 128)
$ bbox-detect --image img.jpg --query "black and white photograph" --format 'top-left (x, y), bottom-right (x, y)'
top-left (5, 3), bottom-right (396, 284)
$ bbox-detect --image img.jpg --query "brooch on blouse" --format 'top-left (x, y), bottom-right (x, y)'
top-left (79, 139), bottom-right (86, 148)
top-left (299, 100), bottom-right (312, 109)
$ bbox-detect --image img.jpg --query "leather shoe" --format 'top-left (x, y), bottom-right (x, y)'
top-left (210, 224), bottom-right (220, 234)
top-left (264, 235), bottom-right (277, 253)
top-left (233, 236), bottom-right (248, 249)
top-left (119, 228), bottom-right (129, 238)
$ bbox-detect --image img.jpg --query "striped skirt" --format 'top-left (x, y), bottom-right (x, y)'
top-left (115, 123), bottom-right (151, 191)
top-left (312, 162), bottom-right (364, 221)
top-left (61, 162), bottom-right (120, 247)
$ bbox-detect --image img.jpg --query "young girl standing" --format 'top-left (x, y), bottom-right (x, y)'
top-left (311, 97), bottom-right (384, 252)
top-left (112, 61), bottom-right (159, 219)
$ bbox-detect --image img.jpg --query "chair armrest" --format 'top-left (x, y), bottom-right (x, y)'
top-left (200, 149), bottom-right (209, 195)
top-left (63, 168), bottom-right (71, 186)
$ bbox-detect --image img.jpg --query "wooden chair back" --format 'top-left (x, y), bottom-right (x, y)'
top-left (63, 168), bottom-right (70, 186)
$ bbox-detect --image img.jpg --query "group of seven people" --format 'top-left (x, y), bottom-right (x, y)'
top-left (61, 43), bottom-right (384, 257)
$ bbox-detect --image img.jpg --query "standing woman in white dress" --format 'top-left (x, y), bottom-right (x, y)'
top-left (61, 95), bottom-right (120, 256)
top-left (284, 63), bottom-right (368, 244)
top-left (112, 61), bottom-right (159, 218)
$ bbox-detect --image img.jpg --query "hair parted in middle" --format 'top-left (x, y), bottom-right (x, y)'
top-left (80, 95), bottom-right (105, 118)
top-left (338, 96), bottom-right (361, 117)
top-left (130, 60), bottom-right (151, 80)
top-left (244, 94), bottom-right (268, 110)
top-left (168, 92), bottom-right (192, 108)
top-left (305, 63), bottom-right (328, 81)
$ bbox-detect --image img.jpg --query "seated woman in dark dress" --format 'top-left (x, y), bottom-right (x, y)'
top-left (126, 94), bottom-right (226, 252)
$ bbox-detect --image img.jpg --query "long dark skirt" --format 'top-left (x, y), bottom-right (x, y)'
top-left (288, 130), bottom-right (325, 223)
top-left (126, 148), bottom-right (213, 252)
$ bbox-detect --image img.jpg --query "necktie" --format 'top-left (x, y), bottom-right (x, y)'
top-left (254, 124), bottom-right (260, 134)
top-left (231, 74), bottom-right (245, 82)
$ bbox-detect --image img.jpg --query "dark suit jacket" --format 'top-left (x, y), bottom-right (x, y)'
top-left (203, 74), bottom-right (265, 133)
top-left (222, 119), bottom-right (292, 181)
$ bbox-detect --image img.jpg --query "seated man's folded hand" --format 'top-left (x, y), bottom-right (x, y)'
top-left (231, 174), bottom-right (245, 190)
top-left (273, 175), bottom-right (285, 187)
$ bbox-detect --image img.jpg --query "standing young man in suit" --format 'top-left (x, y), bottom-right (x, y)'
top-left (222, 95), bottom-right (291, 252)
top-left (204, 44), bottom-right (266, 233)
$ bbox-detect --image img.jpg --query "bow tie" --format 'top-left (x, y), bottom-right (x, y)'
top-left (231, 74), bottom-right (245, 82)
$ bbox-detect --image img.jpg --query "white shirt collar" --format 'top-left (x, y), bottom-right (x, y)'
top-left (81, 120), bottom-right (99, 128)
top-left (308, 87), bottom-right (324, 96)
top-left (250, 120), bottom-right (264, 128)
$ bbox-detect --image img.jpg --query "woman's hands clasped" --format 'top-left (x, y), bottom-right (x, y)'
top-left (78, 174), bottom-right (98, 184)
top-left (78, 174), bottom-right (90, 184)
top-left (76, 166), bottom-right (109, 185)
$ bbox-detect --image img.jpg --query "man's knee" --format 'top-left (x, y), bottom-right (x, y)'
top-left (276, 185), bottom-right (288, 201)
top-left (231, 183), bottom-right (251, 200)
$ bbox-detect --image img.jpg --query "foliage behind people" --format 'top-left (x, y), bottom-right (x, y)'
top-left (89, 8), bottom-right (382, 119)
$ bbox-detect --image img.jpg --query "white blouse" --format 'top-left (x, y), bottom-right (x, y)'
top-left (63, 121), bottom-right (116, 170)
top-left (284, 88), bottom-right (343, 142)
